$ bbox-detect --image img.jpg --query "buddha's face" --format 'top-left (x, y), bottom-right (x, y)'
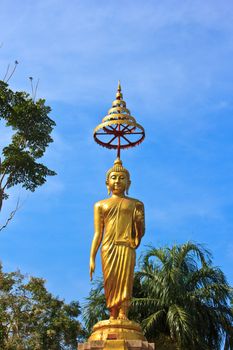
top-left (107, 171), bottom-right (130, 195)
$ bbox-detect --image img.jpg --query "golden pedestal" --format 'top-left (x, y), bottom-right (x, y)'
top-left (89, 319), bottom-right (146, 341)
top-left (78, 319), bottom-right (155, 350)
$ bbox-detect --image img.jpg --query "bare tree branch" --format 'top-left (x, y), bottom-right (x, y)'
top-left (0, 168), bottom-right (8, 187)
top-left (5, 60), bottom-right (19, 83)
top-left (3, 63), bottom-right (10, 82)
top-left (34, 78), bottom-right (39, 101)
top-left (2, 174), bottom-right (12, 192)
top-left (0, 197), bottom-right (21, 232)
top-left (29, 77), bottom-right (34, 98)
top-left (0, 190), bottom-right (3, 212)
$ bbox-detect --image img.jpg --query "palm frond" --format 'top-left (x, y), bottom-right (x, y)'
top-left (142, 309), bottom-right (166, 333)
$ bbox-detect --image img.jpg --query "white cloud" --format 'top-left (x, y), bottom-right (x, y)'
top-left (1, 0), bottom-right (233, 302)
top-left (148, 197), bottom-right (223, 228)
top-left (1, 0), bottom-right (233, 108)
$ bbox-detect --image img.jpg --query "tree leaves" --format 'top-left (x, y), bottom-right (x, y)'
top-left (0, 80), bottom-right (56, 212)
top-left (0, 264), bottom-right (84, 349)
top-left (135, 242), bottom-right (233, 349)
top-left (2, 145), bottom-right (56, 191)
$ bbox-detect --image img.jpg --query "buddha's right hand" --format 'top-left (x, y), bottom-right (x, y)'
top-left (90, 258), bottom-right (95, 281)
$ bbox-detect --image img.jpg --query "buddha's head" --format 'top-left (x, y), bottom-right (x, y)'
top-left (106, 158), bottom-right (131, 196)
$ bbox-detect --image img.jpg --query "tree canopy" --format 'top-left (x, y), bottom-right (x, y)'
top-left (0, 80), bottom-right (56, 213)
top-left (0, 264), bottom-right (83, 349)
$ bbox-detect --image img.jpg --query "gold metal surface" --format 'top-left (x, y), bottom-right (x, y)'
top-left (103, 340), bottom-right (127, 350)
top-left (89, 84), bottom-right (147, 344)
top-left (90, 158), bottom-right (145, 320)
top-left (89, 320), bottom-right (146, 342)
top-left (94, 82), bottom-right (144, 133)
top-left (93, 82), bottom-right (145, 157)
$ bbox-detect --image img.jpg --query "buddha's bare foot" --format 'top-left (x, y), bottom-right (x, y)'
top-left (109, 307), bottom-right (118, 320)
top-left (117, 313), bottom-right (128, 320)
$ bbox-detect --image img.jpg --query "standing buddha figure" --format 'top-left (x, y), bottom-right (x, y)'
top-left (90, 158), bottom-right (145, 320)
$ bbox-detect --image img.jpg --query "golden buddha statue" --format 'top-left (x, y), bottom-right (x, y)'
top-left (86, 84), bottom-right (149, 345)
top-left (90, 157), bottom-right (145, 320)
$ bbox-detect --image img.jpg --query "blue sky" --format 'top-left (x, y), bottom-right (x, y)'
top-left (0, 0), bottom-right (233, 304)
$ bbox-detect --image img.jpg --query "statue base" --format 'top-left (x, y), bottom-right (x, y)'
top-left (89, 319), bottom-right (146, 341)
top-left (78, 320), bottom-right (154, 350)
top-left (78, 339), bottom-right (154, 350)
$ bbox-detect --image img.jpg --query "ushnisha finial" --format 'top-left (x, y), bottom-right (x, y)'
top-left (114, 157), bottom-right (122, 166)
top-left (93, 82), bottom-right (145, 159)
top-left (106, 157), bottom-right (130, 182)
top-left (116, 80), bottom-right (123, 100)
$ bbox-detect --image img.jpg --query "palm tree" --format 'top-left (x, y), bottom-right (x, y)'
top-left (134, 242), bottom-right (233, 349)
top-left (82, 242), bottom-right (233, 349)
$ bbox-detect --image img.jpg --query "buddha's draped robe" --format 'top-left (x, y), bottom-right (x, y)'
top-left (99, 197), bottom-right (145, 309)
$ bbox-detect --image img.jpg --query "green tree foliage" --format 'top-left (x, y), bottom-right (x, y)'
top-left (0, 264), bottom-right (83, 349)
top-left (135, 242), bottom-right (233, 349)
top-left (0, 80), bottom-right (56, 212)
top-left (82, 242), bottom-right (233, 349)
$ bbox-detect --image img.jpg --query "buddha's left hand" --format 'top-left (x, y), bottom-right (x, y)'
top-left (90, 258), bottom-right (95, 281)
